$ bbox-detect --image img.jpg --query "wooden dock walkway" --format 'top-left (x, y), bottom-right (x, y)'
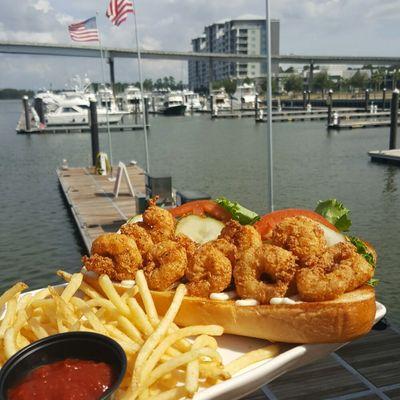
top-left (57, 165), bottom-right (146, 251)
top-left (244, 325), bottom-right (400, 400)
top-left (369, 149), bottom-right (400, 165)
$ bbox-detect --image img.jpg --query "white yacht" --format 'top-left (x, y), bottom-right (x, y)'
top-left (118, 86), bottom-right (143, 113)
top-left (211, 88), bottom-right (231, 111)
top-left (159, 92), bottom-right (186, 116)
top-left (44, 104), bottom-right (124, 125)
top-left (182, 90), bottom-right (202, 111)
top-left (232, 83), bottom-right (258, 109)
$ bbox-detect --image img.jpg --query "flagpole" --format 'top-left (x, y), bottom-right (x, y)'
top-left (265, 0), bottom-right (274, 212)
top-left (131, 0), bottom-right (151, 174)
top-left (96, 13), bottom-right (114, 178)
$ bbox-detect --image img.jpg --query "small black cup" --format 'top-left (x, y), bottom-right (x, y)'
top-left (0, 332), bottom-right (127, 400)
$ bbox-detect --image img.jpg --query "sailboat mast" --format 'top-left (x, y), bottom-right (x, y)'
top-left (265, 0), bottom-right (274, 212)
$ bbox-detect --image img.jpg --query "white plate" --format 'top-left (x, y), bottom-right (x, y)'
top-left (195, 302), bottom-right (386, 400)
top-left (3, 288), bottom-right (386, 400)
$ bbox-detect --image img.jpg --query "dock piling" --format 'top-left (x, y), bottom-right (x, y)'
top-left (210, 95), bottom-right (214, 118)
top-left (307, 90), bottom-right (311, 106)
top-left (389, 89), bottom-right (399, 150)
top-left (144, 97), bottom-right (149, 127)
top-left (255, 94), bottom-right (259, 120)
top-left (382, 88), bottom-right (386, 111)
top-left (365, 89), bottom-right (370, 111)
top-left (302, 91), bottom-right (307, 110)
top-left (89, 100), bottom-right (100, 166)
top-left (33, 97), bottom-right (45, 125)
top-left (327, 89), bottom-right (333, 126)
top-left (22, 96), bottom-right (31, 132)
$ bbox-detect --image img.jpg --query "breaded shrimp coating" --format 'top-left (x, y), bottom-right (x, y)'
top-left (219, 220), bottom-right (262, 253)
top-left (296, 242), bottom-right (374, 302)
top-left (83, 233), bottom-right (142, 281)
top-left (143, 240), bottom-right (187, 291)
top-left (120, 223), bottom-right (154, 261)
top-left (234, 244), bottom-right (298, 304)
top-left (185, 239), bottom-right (236, 297)
top-left (142, 197), bottom-right (176, 243)
top-left (272, 216), bottom-right (327, 266)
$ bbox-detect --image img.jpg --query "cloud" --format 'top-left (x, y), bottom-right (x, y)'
top-left (33, 0), bottom-right (52, 14)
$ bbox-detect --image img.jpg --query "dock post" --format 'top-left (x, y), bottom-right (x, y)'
top-left (108, 57), bottom-right (116, 97)
top-left (210, 95), bottom-right (214, 118)
top-left (307, 90), bottom-right (311, 106)
top-left (365, 89), bottom-right (370, 111)
top-left (327, 89), bottom-right (333, 126)
top-left (303, 91), bottom-right (307, 110)
top-left (389, 89), bottom-right (399, 150)
top-left (152, 96), bottom-right (155, 112)
top-left (144, 97), bottom-right (149, 127)
top-left (22, 96), bottom-right (31, 132)
top-left (382, 88), bottom-right (386, 111)
top-left (89, 100), bottom-right (100, 167)
top-left (34, 97), bottom-right (45, 125)
top-left (255, 94), bottom-right (259, 120)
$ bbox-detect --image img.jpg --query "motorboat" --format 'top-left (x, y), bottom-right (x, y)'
top-left (211, 88), bottom-right (231, 111)
top-left (182, 90), bottom-right (202, 112)
top-left (160, 92), bottom-right (186, 116)
top-left (232, 83), bottom-right (258, 109)
top-left (44, 104), bottom-right (124, 126)
top-left (118, 86), bottom-right (143, 113)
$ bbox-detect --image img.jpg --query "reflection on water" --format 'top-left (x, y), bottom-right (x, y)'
top-left (0, 100), bottom-right (399, 325)
top-left (383, 165), bottom-right (398, 194)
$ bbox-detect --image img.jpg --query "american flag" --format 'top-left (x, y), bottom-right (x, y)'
top-left (68, 17), bottom-right (99, 42)
top-left (106, 0), bottom-right (134, 26)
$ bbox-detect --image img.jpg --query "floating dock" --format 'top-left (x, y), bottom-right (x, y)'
top-left (329, 120), bottom-right (392, 130)
top-left (259, 325), bottom-right (400, 400)
top-left (369, 149), bottom-right (400, 165)
top-left (17, 123), bottom-right (147, 134)
top-left (57, 165), bottom-right (146, 252)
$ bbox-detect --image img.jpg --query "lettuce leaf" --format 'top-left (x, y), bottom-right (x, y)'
top-left (315, 199), bottom-right (351, 231)
top-left (367, 278), bottom-right (379, 287)
top-left (347, 236), bottom-right (376, 268)
top-left (215, 197), bottom-right (260, 225)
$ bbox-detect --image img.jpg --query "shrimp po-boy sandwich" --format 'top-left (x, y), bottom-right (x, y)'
top-left (81, 197), bottom-right (378, 344)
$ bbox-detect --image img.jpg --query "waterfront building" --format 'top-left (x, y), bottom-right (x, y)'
top-left (188, 17), bottom-right (280, 91)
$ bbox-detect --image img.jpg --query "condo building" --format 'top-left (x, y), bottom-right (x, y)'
top-left (188, 18), bottom-right (280, 91)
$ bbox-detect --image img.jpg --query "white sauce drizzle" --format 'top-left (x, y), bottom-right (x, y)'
top-left (210, 291), bottom-right (237, 301)
top-left (235, 299), bottom-right (259, 306)
top-left (269, 296), bottom-right (303, 305)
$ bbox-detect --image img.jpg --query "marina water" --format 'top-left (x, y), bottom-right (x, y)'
top-left (0, 99), bottom-right (399, 325)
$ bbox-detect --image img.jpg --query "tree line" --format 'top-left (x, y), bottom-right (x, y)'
top-left (0, 89), bottom-right (34, 99)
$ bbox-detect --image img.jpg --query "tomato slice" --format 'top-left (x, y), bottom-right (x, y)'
top-left (169, 200), bottom-right (232, 222)
top-left (254, 208), bottom-right (339, 239)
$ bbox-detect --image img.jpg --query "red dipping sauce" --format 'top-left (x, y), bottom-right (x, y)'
top-left (8, 358), bottom-right (113, 400)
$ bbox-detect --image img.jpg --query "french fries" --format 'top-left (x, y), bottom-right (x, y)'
top-left (0, 271), bottom-right (281, 399)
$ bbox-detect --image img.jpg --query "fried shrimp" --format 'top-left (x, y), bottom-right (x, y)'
top-left (143, 240), bottom-right (187, 290)
top-left (142, 197), bottom-right (176, 243)
top-left (272, 216), bottom-right (327, 266)
top-left (83, 233), bottom-right (142, 281)
top-left (185, 239), bottom-right (236, 297)
top-left (120, 223), bottom-right (154, 261)
top-left (234, 244), bottom-right (298, 304)
top-left (296, 242), bottom-right (374, 302)
top-left (219, 220), bottom-right (262, 253)
top-left (174, 233), bottom-right (198, 262)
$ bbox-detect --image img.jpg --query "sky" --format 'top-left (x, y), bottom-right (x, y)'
top-left (1, 0), bottom-right (400, 89)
